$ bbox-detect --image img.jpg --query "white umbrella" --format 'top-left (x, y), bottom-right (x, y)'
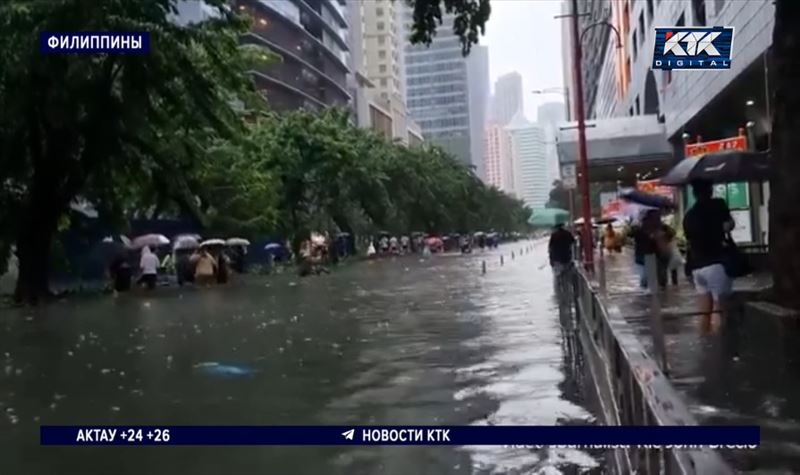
top-left (102, 235), bottom-right (131, 247)
top-left (132, 234), bottom-right (169, 249)
top-left (264, 243), bottom-right (282, 251)
top-left (226, 238), bottom-right (250, 246)
top-left (200, 238), bottom-right (226, 247)
top-left (174, 235), bottom-right (200, 250)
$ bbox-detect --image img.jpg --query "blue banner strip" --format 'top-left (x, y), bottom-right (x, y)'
top-left (40, 425), bottom-right (760, 446)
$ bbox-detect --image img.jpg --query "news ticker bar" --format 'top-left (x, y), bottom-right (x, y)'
top-left (41, 426), bottom-right (760, 446)
top-left (40, 32), bottom-right (150, 53)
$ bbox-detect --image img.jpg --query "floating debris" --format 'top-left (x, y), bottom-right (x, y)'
top-left (193, 362), bottom-right (255, 376)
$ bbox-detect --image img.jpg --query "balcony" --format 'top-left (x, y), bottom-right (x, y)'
top-left (240, 0), bottom-right (349, 73)
top-left (244, 36), bottom-right (350, 107)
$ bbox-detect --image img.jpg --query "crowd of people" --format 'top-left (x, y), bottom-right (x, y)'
top-left (107, 243), bottom-right (244, 295)
top-left (549, 179), bottom-right (739, 326)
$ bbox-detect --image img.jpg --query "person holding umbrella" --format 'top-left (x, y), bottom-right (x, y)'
top-left (138, 246), bottom-right (159, 290)
top-left (683, 179), bottom-right (736, 326)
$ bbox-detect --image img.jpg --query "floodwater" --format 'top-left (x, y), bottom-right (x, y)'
top-left (0, 242), bottom-right (602, 475)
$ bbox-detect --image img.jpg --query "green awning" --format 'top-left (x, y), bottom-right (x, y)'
top-left (529, 208), bottom-right (569, 227)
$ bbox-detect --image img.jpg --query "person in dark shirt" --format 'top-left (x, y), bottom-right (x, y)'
top-left (632, 209), bottom-right (676, 289)
top-left (549, 223), bottom-right (575, 271)
top-left (683, 179), bottom-right (735, 320)
top-left (108, 253), bottom-right (132, 295)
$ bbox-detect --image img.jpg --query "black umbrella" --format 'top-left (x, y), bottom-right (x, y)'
top-left (619, 189), bottom-right (675, 210)
top-left (660, 150), bottom-right (770, 186)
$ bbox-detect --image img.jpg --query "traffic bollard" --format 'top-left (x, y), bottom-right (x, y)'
top-left (481, 261), bottom-right (486, 275)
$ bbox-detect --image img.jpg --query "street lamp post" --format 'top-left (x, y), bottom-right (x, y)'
top-left (559, 0), bottom-right (623, 272)
top-left (568, 0), bottom-right (594, 271)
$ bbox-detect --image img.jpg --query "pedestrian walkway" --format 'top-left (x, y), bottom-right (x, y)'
top-left (595, 251), bottom-right (800, 473)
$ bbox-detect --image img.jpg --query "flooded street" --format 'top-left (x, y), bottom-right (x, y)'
top-left (1, 242), bottom-right (601, 475)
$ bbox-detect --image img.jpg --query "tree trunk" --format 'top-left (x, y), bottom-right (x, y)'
top-left (768, 0), bottom-right (800, 307)
top-left (13, 188), bottom-right (62, 305)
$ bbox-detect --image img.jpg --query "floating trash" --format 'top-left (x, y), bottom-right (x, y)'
top-left (193, 362), bottom-right (255, 376)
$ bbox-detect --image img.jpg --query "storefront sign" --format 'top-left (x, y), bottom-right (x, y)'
top-left (637, 179), bottom-right (675, 199)
top-left (684, 135), bottom-right (749, 209)
top-left (730, 209), bottom-right (753, 243)
top-left (684, 136), bottom-right (746, 157)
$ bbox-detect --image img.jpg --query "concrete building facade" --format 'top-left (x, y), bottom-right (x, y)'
top-left (235, 0), bottom-right (352, 111)
top-left (347, 0), bottom-right (421, 143)
top-left (507, 113), bottom-right (548, 209)
top-left (587, 0), bottom-right (774, 143)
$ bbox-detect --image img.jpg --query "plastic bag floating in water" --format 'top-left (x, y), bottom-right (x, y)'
top-left (193, 362), bottom-right (255, 376)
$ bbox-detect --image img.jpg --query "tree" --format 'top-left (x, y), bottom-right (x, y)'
top-left (405, 0), bottom-right (491, 55)
top-left (767, 0), bottom-right (800, 307)
top-left (0, 0), bottom-right (259, 303)
top-left (546, 180), bottom-right (571, 210)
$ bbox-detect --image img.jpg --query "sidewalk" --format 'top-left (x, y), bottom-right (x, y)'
top-left (596, 251), bottom-right (800, 473)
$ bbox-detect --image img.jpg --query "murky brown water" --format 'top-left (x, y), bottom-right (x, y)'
top-left (1, 242), bottom-right (602, 475)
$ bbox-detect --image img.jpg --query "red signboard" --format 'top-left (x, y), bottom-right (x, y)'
top-left (684, 136), bottom-right (747, 157)
top-left (637, 179), bottom-right (674, 199)
top-left (601, 199), bottom-right (622, 218)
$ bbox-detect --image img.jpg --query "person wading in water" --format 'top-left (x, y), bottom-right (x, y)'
top-left (683, 179), bottom-right (735, 332)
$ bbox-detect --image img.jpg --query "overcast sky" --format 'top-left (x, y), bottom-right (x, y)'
top-left (480, 0), bottom-right (565, 121)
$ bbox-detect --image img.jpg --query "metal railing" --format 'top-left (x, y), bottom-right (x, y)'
top-left (559, 266), bottom-right (734, 475)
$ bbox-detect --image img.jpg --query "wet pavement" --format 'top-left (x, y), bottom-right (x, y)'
top-left (1, 241), bottom-right (602, 475)
top-left (597, 251), bottom-right (800, 474)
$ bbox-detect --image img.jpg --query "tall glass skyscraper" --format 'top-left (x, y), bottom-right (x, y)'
top-left (404, 13), bottom-right (488, 175)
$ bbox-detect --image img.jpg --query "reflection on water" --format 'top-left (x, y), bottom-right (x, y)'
top-left (1, 242), bottom-right (602, 475)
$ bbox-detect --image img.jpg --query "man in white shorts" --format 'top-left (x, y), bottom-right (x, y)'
top-left (683, 179), bottom-right (735, 320)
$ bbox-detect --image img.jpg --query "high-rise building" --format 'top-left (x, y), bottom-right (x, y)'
top-left (234, 0), bottom-right (352, 111)
top-left (560, 0), bottom-right (612, 119)
top-left (507, 112), bottom-right (548, 209)
top-left (490, 72), bottom-right (524, 126)
top-left (467, 45), bottom-right (489, 180)
top-left (484, 123), bottom-right (515, 194)
top-left (362, 0), bottom-right (413, 142)
top-left (537, 101), bottom-right (567, 184)
top-left (405, 13), bottom-right (485, 169)
top-left (347, 0), bottom-right (421, 143)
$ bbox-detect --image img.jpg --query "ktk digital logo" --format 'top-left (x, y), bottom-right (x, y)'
top-left (652, 27), bottom-right (734, 70)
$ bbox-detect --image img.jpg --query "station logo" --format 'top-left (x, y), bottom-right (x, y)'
top-left (652, 27), bottom-right (734, 70)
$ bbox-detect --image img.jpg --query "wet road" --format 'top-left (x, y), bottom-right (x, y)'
top-left (1, 242), bottom-right (601, 475)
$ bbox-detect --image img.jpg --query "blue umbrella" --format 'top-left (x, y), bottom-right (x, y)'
top-left (619, 189), bottom-right (675, 210)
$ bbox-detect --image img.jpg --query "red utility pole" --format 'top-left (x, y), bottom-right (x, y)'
top-left (569, 0), bottom-right (594, 272)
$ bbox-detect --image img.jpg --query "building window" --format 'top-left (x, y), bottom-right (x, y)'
top-left (380, 78), bottom-right (387, 86)
top-left (377, 21), bottom-right (385, 31)
top-left (647, 0), bottom-right (654, 21)
top-left (376, 7), bottom-right (384, 16)
top-left (638, 12), bottom-right (645, 43)
top-left (378, 50), bottom-right (386, 59)
top-left (632, 31), bottom-right (638, 61)
top-left (692, 0), bottom-right (707, 25)
top-left (663, 69), bottom-right (672, 85)
top-left (379, 64), bottom-right (387, 73)
top-left (378, 36), bottom-right (385, 45)
top-left (635, 95), bottom-right (641, 115)
top-left (714, 0), bottom-right (726, 16)
top-left (677, 12), bottom-right (685, 27)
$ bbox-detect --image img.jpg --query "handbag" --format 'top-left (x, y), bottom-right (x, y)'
top-left (721, 234), bottom-right (752, 278)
